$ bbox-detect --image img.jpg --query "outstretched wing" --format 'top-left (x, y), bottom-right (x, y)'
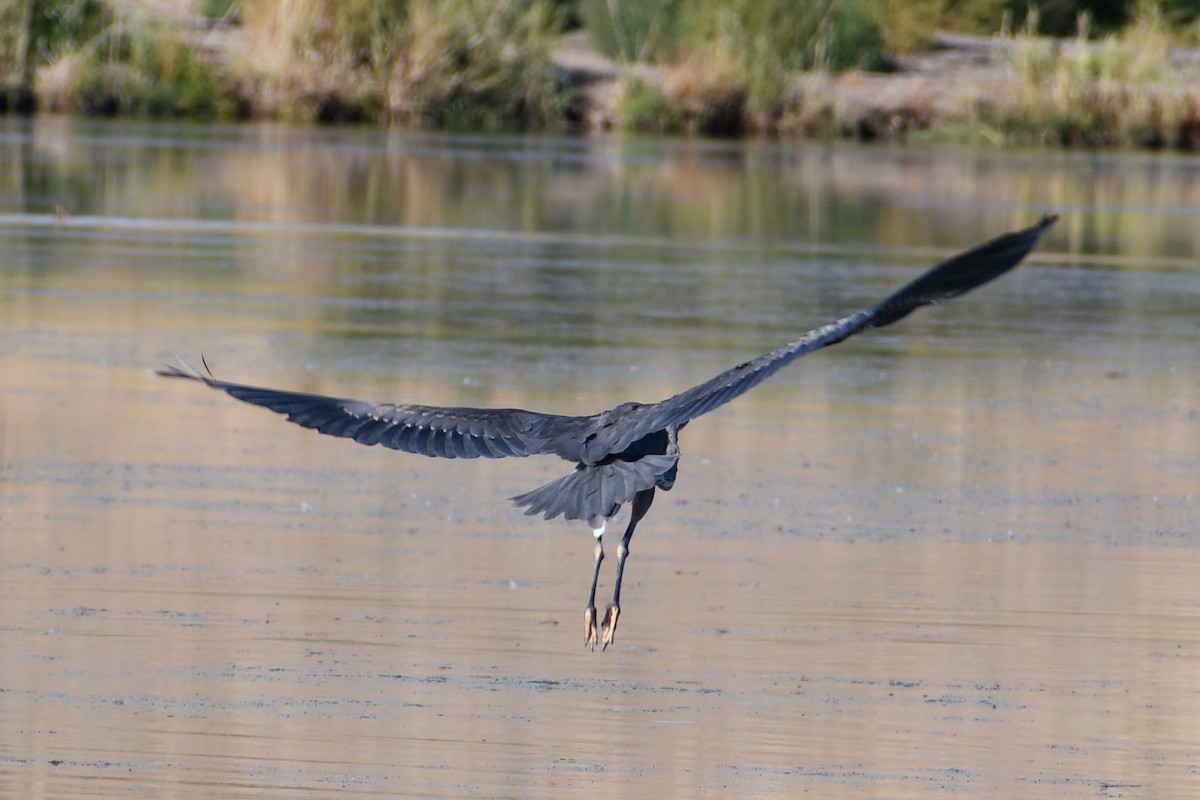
top-left (157, 359), bottom-right (583, 460)
top-left (578, 214), bottom-right (1058, 464)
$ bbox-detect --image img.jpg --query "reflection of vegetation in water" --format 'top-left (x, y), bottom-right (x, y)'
top-left (7, 122), bottom-right (1200, 422)
top-left (14, 119), bottom-right (1197, 271)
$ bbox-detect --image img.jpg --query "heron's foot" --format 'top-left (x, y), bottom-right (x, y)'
top-left (600, 603), bottom-right (620, 651)
top-left (585, 605), bottom-right (599, 650)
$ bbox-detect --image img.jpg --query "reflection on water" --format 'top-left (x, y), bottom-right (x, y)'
top-left (1, 117), bottom-right (1199, 798)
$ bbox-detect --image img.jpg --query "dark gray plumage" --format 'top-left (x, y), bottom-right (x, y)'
top-left (159, 214), bottom-right (1057, 649)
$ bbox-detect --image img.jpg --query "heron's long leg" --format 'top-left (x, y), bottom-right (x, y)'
top-left (601, 488), bottom-right (655, 650)
top-left (585, 519), bottom-right (606, 650)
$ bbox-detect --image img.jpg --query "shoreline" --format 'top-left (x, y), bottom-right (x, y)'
top-left (5, 14), bottom-right (1200, 152)
top-left (553, 32), bottom-right (1200, 149)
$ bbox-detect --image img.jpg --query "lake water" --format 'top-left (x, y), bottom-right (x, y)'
top-left (2, 117), bottom-right (1199, 798)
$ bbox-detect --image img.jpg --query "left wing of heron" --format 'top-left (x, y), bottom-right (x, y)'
top-left (157, 361), bottom-right (576, 459)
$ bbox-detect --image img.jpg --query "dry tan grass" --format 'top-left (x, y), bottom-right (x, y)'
top-left (664, 52), bottom-right (748, 136)
top-left (1001, 6), bottom-right (1200, 148)
top-left (18, 0), bottom-right (1200, 149)
top-left (229, 0), bottom-right (373, 119)
top-left (35, 52), bottom-right (82, 113)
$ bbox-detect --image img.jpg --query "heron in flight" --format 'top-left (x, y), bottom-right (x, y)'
top-left (160, 215), bottom-right (1056, 650)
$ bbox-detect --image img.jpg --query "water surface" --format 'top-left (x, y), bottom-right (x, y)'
top-left (2, 117), bottom-right (1199, 797)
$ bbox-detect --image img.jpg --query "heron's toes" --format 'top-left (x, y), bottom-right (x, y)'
top-left (600, 604), bottom-right (620, 651)
top-left (585, 605), bottom-right (599, 650)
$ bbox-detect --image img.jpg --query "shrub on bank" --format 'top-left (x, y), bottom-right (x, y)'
top-left (41, 15), bottom-right (240, 117)
top-left (997, 3), bottom-right (1200, 149)
top-left (19, 0), bottom-right (566, 126)
top-left (597, 0), bottom-right (889, 136)
top-left (5, 0), bottom-right (1200, 151)
top-left (380, 0), bottom-right (566, 129)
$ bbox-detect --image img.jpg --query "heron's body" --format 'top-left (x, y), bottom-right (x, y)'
top-left (160, 215), bottom-right (1057, 649)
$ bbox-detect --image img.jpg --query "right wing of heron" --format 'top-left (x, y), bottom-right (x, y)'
top-left (576, 214), bottom-right (1058, 465)
top-left (157, 360), bottom-right (582, 460)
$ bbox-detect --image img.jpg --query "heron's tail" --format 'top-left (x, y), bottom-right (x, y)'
top-left (512, 455), bottom-right (677, 522)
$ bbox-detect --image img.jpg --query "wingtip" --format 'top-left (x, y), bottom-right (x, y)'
top-left (155, 354), bottom-right (216, 384)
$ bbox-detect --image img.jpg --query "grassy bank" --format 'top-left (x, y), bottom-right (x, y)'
top-left (998, 6), bottom-right (1200, 149)
top-left (2, 0), bottom-right (1200, 151)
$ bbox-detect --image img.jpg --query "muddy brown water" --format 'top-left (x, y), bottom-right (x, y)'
top-left (2, 118), bottom-right (1199, 797)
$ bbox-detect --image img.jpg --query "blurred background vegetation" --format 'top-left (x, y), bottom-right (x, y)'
top-left (1, 0), bottom-right (1199, 147)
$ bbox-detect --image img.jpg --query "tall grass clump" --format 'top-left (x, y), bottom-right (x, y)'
top-left (873, 0), bottom-right (946, 53)
top-left (236, 0), bottom-right (566, 127)
top-left (1006, 2), bottom-right (1198, 148)
top-left (577, 0), bottom-right (681, 64)
top-left (384, 0), bottom-right (566, 128)
top-left (235, 0), bottom-right (391, 121)
top-left (599, 0), bottom-right (889, 135)
top-left (38, 8), bottom-right (241, 118)
top-left (616, 73), bottom-right (681, 133)
top-left (2, 1), bottom-right (107, 110)
top-left (582, 0), bottom-right (885, 71)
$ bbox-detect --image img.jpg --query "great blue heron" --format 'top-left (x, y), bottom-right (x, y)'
top-left (159, 215), bottom-right (1056, 649)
